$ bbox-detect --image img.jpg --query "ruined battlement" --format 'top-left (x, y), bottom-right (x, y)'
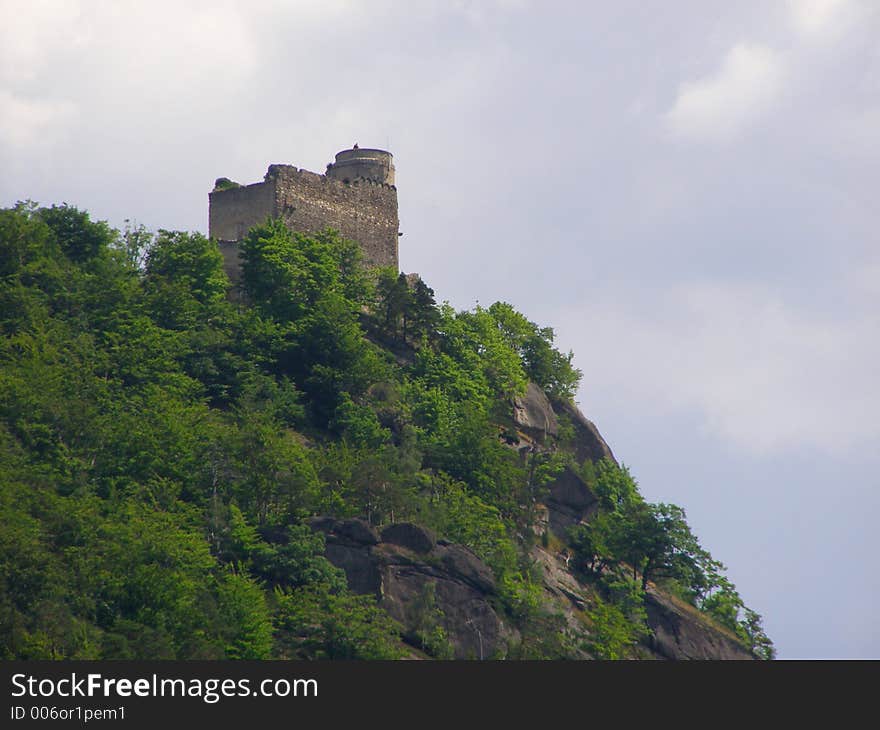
top-left (209, 146), bottom-right (400, 282)
top-left (326, 147), bottom-right (395, 186)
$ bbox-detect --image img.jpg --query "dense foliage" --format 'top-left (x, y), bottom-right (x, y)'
top-left (0, 203), bottom-right (772, 659)
top-left (569, 460), bottom-right (774, 658)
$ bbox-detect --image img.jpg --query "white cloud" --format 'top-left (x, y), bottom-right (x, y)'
top-left (561, 281), bottom-right (880, 456)
top-left (665, 44), bottom-right (785, 141)
top-left (0, 0), bottom-right (85, 85)
top-left (0, 89), bottom-right (75, 148)
top-left (788, 0), bottom-right (856, 41)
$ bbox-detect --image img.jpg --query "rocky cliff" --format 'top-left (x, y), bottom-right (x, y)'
top-left (307, 514), bottom-right (754, 660)
top-left (307, 381), bottom-right (755, 660)
top-left (309, 517), bottom-right (512, 659)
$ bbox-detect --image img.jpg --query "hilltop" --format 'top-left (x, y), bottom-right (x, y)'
top-left (0, 202), bottom-right (773, 660)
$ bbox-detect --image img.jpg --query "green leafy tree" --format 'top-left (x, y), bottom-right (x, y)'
top-left (240, 221), bottom-right (371, 322)
top-left (741, 608), bottom-right (775, 660)
top-left (144, 230), bottom-right (229, 330)
top-left (410, 583), bottom-right (454, 658)
top-left (586, 595), bottom-right (645, 660)
top-left (0, 200), bottom-right (773, 662)
top-left (273, 586), bottom-right (403, 659)
top-left (374, 268), bottom-right (412, 340)
top-left (487, 301), bottom-right (582, 400)
top-left (38, 203), bottom-right (116, 264)
top-left (408, 277), bottom-right (440, 341)
top-left (214, 568), bottom-right (273, 659)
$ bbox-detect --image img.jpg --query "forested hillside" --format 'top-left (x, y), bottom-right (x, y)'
top-left (0, 202), bottom-right (773, 660)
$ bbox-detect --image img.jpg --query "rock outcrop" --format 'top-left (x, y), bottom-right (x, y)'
top-left (513, 382), bottom-right (558, 443)
top-left (310, 518), bottom-right (512, 658)
top-left (643, 587), bottom-right (755, 660)
top-left (545, 465), bottom-right (600, 537)
top-left (308, 517), bottom-right (382, 595)
top-left (307, 517), bottom-right (753, 661)
top-left (508, 382), bottom-right (615, 468)
top-left (551, 397), bottom-right (616, 465)
top-left (380, 522), bottom-right (436, 554)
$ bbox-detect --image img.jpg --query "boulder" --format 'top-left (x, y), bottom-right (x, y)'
top-left (380, 522), bottom-right (436, 554)
top-left (513, 382), bottom-right (558, 442)
top-left (308, 516), bottom-right (379, 546)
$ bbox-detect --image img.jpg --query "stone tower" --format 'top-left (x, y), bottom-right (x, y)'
top-left (209, 146), bottom-right (399, 283)
top-left (326, 147), bottom-right (395, 186)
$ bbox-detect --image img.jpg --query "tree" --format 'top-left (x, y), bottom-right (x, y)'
top-left (220, 406), bottom-right (322, 525)
top-left (374, 268), bottom-right (412, 340)
top-left (117, 220), bottom-right (153, 271)
top-left (700, 578), bottom-right (744, 633)
top-left (0, 199), bottom-right (774, 661)
top-left (38, 203), bottom-right (116, 264)
top-left (410, 582), bottom-right (454, 658)
top-left (240, 221), bottom-right (370, 323)
top-left (145, 230), bottom-right (228, 308)
top-left (238, 220), bottom-right (385, 425)
top-left (590, 459), bottom-right (641, 511)
top-left (487, 301), bottom-right (582, 399)
top-left (273, 586), bottom-right (403, 660)
top-left (586, 595), bottom-right (645, 660)
top-left (741, 609), bottom-right (775, 660)
top-left (214, 568), bottom-right (273, 659)
top-left (409, 277), bottom-right (440, 341)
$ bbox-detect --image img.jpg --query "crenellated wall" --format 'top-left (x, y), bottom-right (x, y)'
top-left (208, 148), bottom-right (400, 280)
top-left (208, 179), bottom-right (276, 244)
top-left (270, 165), bottom-right (398, 270)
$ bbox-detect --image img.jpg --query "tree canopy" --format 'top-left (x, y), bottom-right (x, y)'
top-left (0, 204), bottom-right (771, 660)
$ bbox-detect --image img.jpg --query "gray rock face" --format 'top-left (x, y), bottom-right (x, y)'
top-left (545, 466), bottom-right (600, 538)
top-left (307, 517), bottom-right (755, 661)
top-left (380, 522), bottom-right (436, 554)
top-left (307, 518), bottom-right (382, 594)
top-left (644, 588), bottom-right (755, 660)
top-left (435, 544), bottom-right (496, 594)
top-left (311, 519), bottom-right (510, 658)
top-left (513, 382), bottom-right (559, 442)
top-left (326, 542), bottom-right (382, 596)
top-left (308, 516), bottom-right (379, 546)
top-left (551, 398), bottom-right (616, 465)
top-left (379, 551), bottom-right (504, 659)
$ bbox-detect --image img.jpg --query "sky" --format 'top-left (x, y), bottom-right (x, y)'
top-left (1, 0), bottom-right (877, 659)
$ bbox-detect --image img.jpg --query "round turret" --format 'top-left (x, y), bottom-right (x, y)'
top-left (326, 146), bottom-right (395, 185)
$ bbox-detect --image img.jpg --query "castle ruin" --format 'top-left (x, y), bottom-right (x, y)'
top-left (209, 146), bottom-right (399, 282)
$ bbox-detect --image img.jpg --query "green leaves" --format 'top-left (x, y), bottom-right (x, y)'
top-left (144, 230), bottom-right (229, 324)
top-left (240, 221), bottom-right (370, 322)
top-left (586, 594), bottom-right (646, 660)
top-left (38, 203), bottom-right (116, 264)
top-left (213, 568), bottom-right (274, 659)
top-left (487, 301), bottom-right (582, 400)
top-left (239, 221), bottom-right (385, 426)
top-left (570, 459), bottom-right (774, 658)
top-left (273, 585), bottom-right (404, 660)
top-left (0, 202), bottom-right (773, 660)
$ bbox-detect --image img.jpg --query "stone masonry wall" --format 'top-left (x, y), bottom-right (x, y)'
top-left (208, 163), bottom-right (399, 279)
top-left (208, 179), bottom-right (276, 244)
top-left (270, 165), bottom-right (398, 270)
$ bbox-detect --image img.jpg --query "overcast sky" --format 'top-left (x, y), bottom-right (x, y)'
top-left (2, 0), bottom-right (877, 659)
